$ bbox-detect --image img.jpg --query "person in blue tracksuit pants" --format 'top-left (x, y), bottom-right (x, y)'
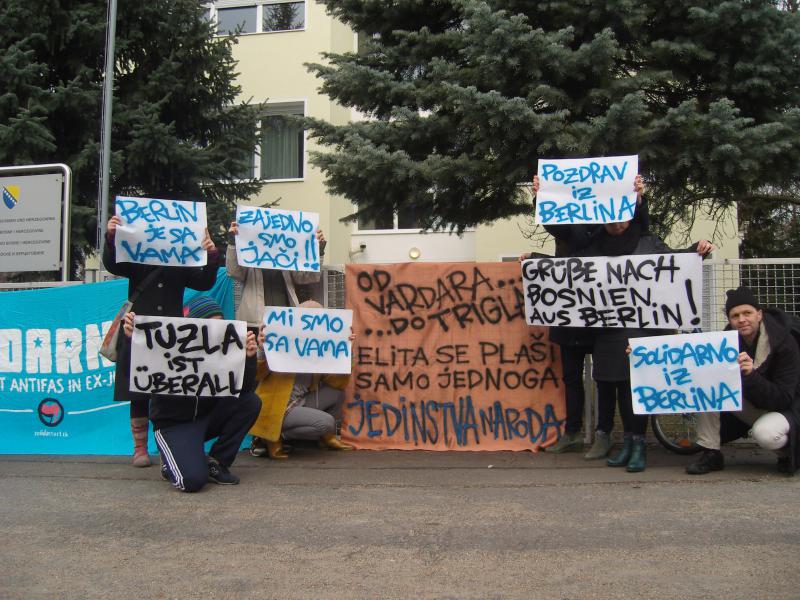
top-left (123, 296), bottom-right (261, 492)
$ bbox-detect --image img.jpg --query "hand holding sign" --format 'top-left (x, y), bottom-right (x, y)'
top-left (262, 304), bottom-right (353, 374)
top-left (629, 331), bottom-right (742, 415)
top-left (234, 206), bottom-right (321, 272)
top-left (534, 155), bottom-right (638, 225)
top-left (521, 253), bottom-right (703, 329)
top-left (130, 315), bottom-right (247, 398)
top-left (113, 196), bottom-right (208, 266)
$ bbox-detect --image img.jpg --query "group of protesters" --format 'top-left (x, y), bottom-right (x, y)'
top-left (524, 175), bottom-right (800, 476)
top-left (104, 216), bottom-right (353, 492)
top-left (103, 172), bottom-right (800, 493)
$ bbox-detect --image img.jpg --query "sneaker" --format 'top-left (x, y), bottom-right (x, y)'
top-left (686, 449), bottom-right (724, 475)
top-left (584, 431), bottom-right (612, 460)
top-left (208, 458), bottom-right (240, 485)
top-left (160, 460), bottom-right (172, 482)
top-left (250, 437), bottom-right (267, 458)
top-left (545, 431), bottom-right (584, 454)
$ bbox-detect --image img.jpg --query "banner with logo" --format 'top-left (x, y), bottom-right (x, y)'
top-left (343, 262), bottom-right (564, 451)
top-left (0, 271), bottom-right (238, 455)
top-left (0, 280), bottom-right (129, 454)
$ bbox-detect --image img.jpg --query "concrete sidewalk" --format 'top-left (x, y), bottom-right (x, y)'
top-left (1, 445), bottom-right (798, 599)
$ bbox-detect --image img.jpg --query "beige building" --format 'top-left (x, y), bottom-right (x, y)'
top-left (210, 0), bottom-right (739, 266)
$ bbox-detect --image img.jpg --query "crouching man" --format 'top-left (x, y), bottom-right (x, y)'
top-left (123, 296), bottom-right (262, 491)
top-left (687, 286), bottom-right (800, 475)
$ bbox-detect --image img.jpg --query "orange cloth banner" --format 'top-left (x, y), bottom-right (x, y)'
top-left (343, 262), bottom-right (565, 451)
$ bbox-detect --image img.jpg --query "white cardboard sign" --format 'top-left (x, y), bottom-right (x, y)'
top-left (235, 205), bottom-right (320, 272)
top-left (535, 155), bottom-right (638, 224)
top-left (262, 305), bottom-right (353, 374)
top-left (114, 197), bottom-right (208, 266)
top-left (630, 330), bottom-right (742, 414)
top-left (521, 253), bottom-right (703, 329)
top-left (130, 315), bottom-right (247, 398)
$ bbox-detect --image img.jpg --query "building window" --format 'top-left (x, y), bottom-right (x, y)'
top-left (261, 114), bottom-right (304, 180)
top-left (357, 207), bottom-right (422, 231)
top-left (211, 2), bottom-right (305, 35)
top-left (263, 1), bottom-right (304, 31)
top-left (239, 102), bottom-right (305, 181)
top-left (217, 6), bottom-right (258, 34)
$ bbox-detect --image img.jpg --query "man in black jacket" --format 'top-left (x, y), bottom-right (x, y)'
top-left (687, 286), bottom-right (800, 475)
top-left (123, 297), bottom-right (262, 492)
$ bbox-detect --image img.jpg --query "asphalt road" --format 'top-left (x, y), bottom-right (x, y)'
top-left (1, 445), bottom-right (798, 600)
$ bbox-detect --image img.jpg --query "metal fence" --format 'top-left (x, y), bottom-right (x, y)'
top-left (702, 258), bottom-right (800, 331)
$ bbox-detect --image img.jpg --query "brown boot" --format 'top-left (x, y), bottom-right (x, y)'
top-left (266, 440), bottom-right (289, 460)
top-left (320, 433), bottom-right (354, 451)
top-left (130, 417), bottom-right (151, 467)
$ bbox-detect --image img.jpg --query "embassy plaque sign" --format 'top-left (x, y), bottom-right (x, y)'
top-left (0, 173), bottom-right (63, 272)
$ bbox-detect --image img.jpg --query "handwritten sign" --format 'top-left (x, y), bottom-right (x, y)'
top-left (630, 331), bottom-right (742, 414)
top-left (535, 155), bottom-right (638, 224)
top-left (130, 316), bottom-right (246, 397)
top-left (235, 205), bottom-right (320, 272)
top-left (263, 305), bottom-right (353, 374)
top-left (521, 253), bottom-right (703, 329)
top-left (114, 196), bottom-right (207, 266)
top-left (343, 263), bottom-right (564, 451)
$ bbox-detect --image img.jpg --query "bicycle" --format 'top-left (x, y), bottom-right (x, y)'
top-left (651, 412), bottom-right (702, 455)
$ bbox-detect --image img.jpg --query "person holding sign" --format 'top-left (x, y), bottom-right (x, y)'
top-left (226, 216), bottom-right (326, 412)
top-left (103, 213), bottom-right (219, 468)
top-left (686, 287), bottom-right (800, 475)
top-left (580, 206), bottom-right (714, 472)
top-left (249, 301), bottom-right (354, 458)
top-left (122, 297), bottom-right (262, 492)
top-left (226, 218), bottom-right (326, 323)
top-left (524, 174), bottom-right (646, 458)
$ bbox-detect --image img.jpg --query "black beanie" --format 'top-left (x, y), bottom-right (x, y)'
top-left (725, 286), bottom-right (760, 316)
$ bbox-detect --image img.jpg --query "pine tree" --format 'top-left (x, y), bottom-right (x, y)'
top-left (0, 0), bottom-right (260, 277)
top-left (306, 0), bottom-right (800, 243)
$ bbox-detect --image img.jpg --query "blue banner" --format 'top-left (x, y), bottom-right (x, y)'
top-left (0, 269), bottom-right (235, 455)
top-left (0, 279), bottom-right (129, 454)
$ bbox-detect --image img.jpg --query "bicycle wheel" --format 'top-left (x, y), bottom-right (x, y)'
top-left (651, 413), bottom-right (702, 455)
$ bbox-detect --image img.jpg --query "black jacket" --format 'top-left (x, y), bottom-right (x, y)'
top-left (103, 233), bottom-right (219, 403)
top-left (543, 197), bottom-right (650, 348)
top-left (583, 233), bottom-right (677, 381)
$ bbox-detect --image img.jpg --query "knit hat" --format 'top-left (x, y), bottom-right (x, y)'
top-left (184, 296), bottom-right (223, 319)
top-left (724, 286), bottom-right (760, 316)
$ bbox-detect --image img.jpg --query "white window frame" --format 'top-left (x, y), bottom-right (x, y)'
top-left (249, 100), bottom-right (307, 183)
top-left (209, 0), bottom-right (307, 36)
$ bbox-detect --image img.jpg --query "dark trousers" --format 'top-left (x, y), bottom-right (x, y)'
top-left (561, 344), bottom-right (592, 434)
top-left (597, 380), bottom-right (647, 436)
top-left (154, 391), bottom-right (261, 493)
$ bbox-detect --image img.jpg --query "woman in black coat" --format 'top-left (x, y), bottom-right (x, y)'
top-left (103, 214), bottom-right (219, 467)
top-left (582, 212), bottom-right (713, 472)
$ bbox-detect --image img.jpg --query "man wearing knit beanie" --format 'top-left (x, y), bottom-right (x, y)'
top-left (687, 286), bottom-right (800, 476)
